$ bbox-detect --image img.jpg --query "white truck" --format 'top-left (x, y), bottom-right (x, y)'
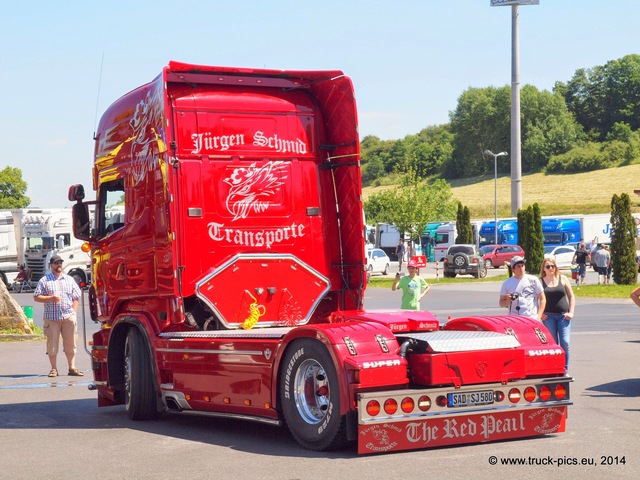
top-left (17, 208), bottom-right (90, 286)
top-left (374, 223), bottom-right (402, 259)
top-left (433, 221), bottom-right (483, 261)
top-left (0, 210), bottom-right (20, 286)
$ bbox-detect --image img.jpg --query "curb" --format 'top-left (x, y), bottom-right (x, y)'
top-left (0, 334), bottom-right (45, 341)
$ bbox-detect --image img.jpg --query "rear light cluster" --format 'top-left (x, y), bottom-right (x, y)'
top-left (366, 395), bottom-right (433, 417)
top-left (363, 382), bottom-right (569, 419)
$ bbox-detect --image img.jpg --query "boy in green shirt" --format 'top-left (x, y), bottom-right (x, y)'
top-left (391, 259), bottom-right (430, 310)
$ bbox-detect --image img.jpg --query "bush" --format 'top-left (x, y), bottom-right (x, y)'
top-left (547, 143), bottom-right (612, 173)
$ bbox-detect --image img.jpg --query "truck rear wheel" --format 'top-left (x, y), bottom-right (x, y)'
top-left (124, 328), bottom-right (161, 420)
top-left (280, 339), bottom-right (347, 451)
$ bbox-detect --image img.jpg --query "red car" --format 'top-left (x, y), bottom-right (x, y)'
top-left (479, 244), bottom-right (525, 269)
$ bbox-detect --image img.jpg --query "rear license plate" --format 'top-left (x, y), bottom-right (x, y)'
top-left (454, 269), bottom-right (466, 274)
top-left (447, 390), bottom-right (494, 407)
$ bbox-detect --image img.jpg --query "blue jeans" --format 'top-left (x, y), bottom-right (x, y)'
top-left (543, 313), bottom-right (571, 371)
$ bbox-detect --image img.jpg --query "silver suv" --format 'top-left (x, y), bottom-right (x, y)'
top-left (443, 244), bottom-right (487, 278)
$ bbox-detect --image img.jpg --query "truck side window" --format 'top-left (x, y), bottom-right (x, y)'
top-left (99, 179), bottom-right (126, 237)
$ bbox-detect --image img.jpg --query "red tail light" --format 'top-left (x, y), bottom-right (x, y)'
top-left (539, 385), bottom-right (552, 401)
top-left (366, 400), bottom-right (380, 416)
top-left (436, 395), bottom-right (447, 407)
top-left (554, 384), bottom-right (567, 400)
top-left (384, 398), bottom-right (398, 415)
top-left (524, 386), bottom-right (537, 402)
top-left (401, 397), bottom-right (415, 413)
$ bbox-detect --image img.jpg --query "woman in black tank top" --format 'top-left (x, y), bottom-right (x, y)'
top-left (539, 258), bottom-right (575, 373)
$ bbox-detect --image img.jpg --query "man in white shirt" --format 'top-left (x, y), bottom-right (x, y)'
top-left (499, 256), bottom-right (546, 320)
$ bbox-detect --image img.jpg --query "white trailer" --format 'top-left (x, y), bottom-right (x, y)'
top-left (18, 208), bottom-right (90, 285)
top-left (374, 223), bottom-right (402, 259)
top-left (0, 210), bottom-right (19, 286)
top-left (579, 214), bottom-right (613, 245)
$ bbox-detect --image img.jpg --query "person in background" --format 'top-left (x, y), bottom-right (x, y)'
top-left (391, 259), bottom-right (429, 310)
top-left (34, 255), bottom-right (83, 377)
top-left (499, 256), bottom-right (546, 320)
top-left (395, 238), bottom-right (405, 272)
top-left (594, 244), bottom-right (611, 285)
top-left (571, 243), bottom-right (590, 286)
top-left (539, 257), bottom-right (575, 372)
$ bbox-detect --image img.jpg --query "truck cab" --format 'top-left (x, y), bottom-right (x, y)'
top-left (542, 218), bottom-right (581, 245)
top-left (479, 219), bottom-right (518, 246)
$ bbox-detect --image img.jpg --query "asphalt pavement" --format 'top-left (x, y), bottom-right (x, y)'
top-left (1, 276), bottom-right (639, 480)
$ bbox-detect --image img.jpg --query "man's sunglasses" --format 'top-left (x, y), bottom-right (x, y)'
top-left (52, 261), bottom-right (63, 265)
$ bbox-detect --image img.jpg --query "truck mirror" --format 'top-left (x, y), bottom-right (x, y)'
top-left (68, 184), bottom-right (85, 202)
top-left (72, 202), bottom-right (91, 240)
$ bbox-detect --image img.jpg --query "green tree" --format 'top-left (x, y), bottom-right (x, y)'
top-left (403, 125), bottom-right (454, 178)
top-left (0, 167), bottom-right (30, 208)
top-left (449, 85), bottom-right (581, 177)
top-left (363, 173), bottom-right (457, 245)
top-left (521, 86), bottom-right (585, 171)
top-left (455, 202), bottom-right (473, 244)
top-left (610, 193), bottom-right (637, 285)
top-left (360, 135), bottom-right (397, 184)
top-left (517, 204), bottom-right (543, 274)
top-left (449, 86), bottom-right (510, 177)
top-left (559, 54), bottom-right (640, 140)
top-left (529, 203), bottom-right (545, 273)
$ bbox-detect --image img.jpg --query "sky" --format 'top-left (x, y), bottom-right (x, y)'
top-left (1, 0), bottom-right (639, 208)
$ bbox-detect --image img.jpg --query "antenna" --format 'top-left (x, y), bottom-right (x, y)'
top-left (93, 52), bottom-right (105, 140)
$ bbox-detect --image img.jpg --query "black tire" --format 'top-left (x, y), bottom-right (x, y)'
top-left (382, 263), bottom-right (389, 275)
top-left (68, 269), bottom-right (86, 287)
top-left (476, 266), bottom-right (488, 279)
top-left (279, 339), bottom-right (347, 451)
top-left (124, 328), bottom-right (162, 421)
top-left (484, 259), bottom-right (493, 269)
top-left (453, 253), bottom-right (468, 268)
top-left (443, 271), bottom-right (456, 278)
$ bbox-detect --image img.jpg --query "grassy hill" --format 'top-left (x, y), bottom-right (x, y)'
top-left (363, 164), bottom-right (640, 218)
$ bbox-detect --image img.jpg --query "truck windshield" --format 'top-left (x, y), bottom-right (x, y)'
top-left (27, 237), bottom-right (54, 250)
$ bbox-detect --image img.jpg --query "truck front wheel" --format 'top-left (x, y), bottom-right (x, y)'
top-left (124, 328), bottom-right (162, 421)
top-left (279, 339), bottom-right (347, 451)
top-left (68, 269), bottom-right (86, 287)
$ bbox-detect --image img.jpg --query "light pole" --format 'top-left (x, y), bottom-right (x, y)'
top-left (484, 150), bottom-right (508, 246)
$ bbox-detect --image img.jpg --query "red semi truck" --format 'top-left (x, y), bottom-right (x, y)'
top-left (68, 61), bottom-right (571, 454)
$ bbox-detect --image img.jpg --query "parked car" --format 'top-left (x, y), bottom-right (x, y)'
top-left (543, 245), bottom-right (577, 268)
top-left (443, 244), bottom-right (487, 278)
top-left (479, 244), bottom-right (525, 269)
top-left (366, 247), bottom-right (390, 278)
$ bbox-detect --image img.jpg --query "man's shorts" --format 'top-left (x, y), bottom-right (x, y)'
top-left (578, 264), bottom-right (587, 277)
top-left (597, 266), bottom-right (608, 276)
top-left (43, 313), bottom-right (77, 356)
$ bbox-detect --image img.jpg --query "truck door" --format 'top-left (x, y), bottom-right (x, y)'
top-left (93, 178), bottom-right (128, 318)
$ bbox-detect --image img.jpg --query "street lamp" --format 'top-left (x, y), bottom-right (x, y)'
top-left (484, 150), bottom-right (508, 246)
